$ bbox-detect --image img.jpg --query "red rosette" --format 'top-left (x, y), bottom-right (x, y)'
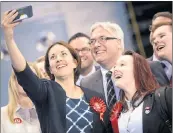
top-left (89, 97), bottom-right (106, 121)
top-left (110, 101), bottom-right (123, 120)
top-left (110, 101), bottom-right (123, 133)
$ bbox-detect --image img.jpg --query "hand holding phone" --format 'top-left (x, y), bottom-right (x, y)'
top-left (9, 5), bottom-right (33, 23)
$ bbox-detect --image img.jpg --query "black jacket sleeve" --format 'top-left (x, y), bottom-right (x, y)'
top-left (13, 62), bottom-right (48, 104)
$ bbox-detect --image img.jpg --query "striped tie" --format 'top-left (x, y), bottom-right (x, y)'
top-left (106, 71), bottom-right (117, 110)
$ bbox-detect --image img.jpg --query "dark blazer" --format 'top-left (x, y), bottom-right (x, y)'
top-left (148, 61), bottom-right (170, 86)
top-left (14, 63), bottom-right (112, 133)
top-left (143, 86), bottom-right (171, 133)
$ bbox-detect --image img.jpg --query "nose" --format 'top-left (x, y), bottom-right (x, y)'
top-left (56, 55), bottom-right (62, 62)
top-left (78, 51), bottom-right (84, 56)
top-left (94, 40), bottom-right (101, 48)
top-left (153, 38), bottom-right (159, 47)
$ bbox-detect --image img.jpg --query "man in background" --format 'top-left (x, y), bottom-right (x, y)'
top-left (149, 12), bottom-right (172, 87)
top-left (149, 12), bottom-right (172, 61)
top-left (69, 32), bottom-right (99, 86)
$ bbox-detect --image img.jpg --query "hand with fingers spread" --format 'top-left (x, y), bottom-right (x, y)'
top-left (1, 10), bottom-right (21, 40)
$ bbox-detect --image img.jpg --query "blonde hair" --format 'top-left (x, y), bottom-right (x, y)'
top-left (36, 56), bottom-right (45, 63)
top-left (90, 22), bottom-right (124, 51)
top-left (7, 62), bottom-right (42, 123)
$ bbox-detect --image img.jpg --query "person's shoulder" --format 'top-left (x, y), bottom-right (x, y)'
top-left (1, 105), bottom-right (8, 118)
top-left (82, 69), bottom-right (102, 83)
top-left (80, 86), bottom-right (104, 99)
top-left (1, 105), bottom-right (8, 112)
top-left (148, 61), bottom-right (163, 70)
top-left (148, 60), bottom-right (161, 66)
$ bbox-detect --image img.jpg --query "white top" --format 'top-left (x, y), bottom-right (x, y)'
top-left (1, 105), bottom-right (41, 133)
top-left (100, 66), bottom-right (120, 104)
top-left (76, 66), bottom-right (96, 86)
top-left (118, 100), bottom-right (143, 133)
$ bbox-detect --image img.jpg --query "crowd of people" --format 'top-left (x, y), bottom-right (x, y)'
top-left (1, 9), bottom-right (172, 133)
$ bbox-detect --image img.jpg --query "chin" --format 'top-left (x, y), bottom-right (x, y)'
top-left (115, 80), bottom-right (126, 90)
top-left (114, 80), bottom-right (121, 88)
top-left (158, 54), bottom-right (167, 60)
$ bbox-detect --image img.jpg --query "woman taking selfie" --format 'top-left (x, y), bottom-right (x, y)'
top-left (1, 10), bottom-right (111, 133)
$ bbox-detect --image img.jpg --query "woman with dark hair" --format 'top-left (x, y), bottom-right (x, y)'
top-left (2, 10), bottom-right (111, 133)
top-left (111, 50), bottom-right (172, 133)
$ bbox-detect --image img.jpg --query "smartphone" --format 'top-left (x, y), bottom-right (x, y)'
top-left (10, 5), bottom-right (33, 22)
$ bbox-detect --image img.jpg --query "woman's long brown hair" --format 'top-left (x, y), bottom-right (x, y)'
top-left (120, 50), bottom-right (160, 112)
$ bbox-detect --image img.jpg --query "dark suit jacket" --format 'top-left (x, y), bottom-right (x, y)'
top-left (148, 61), bottom-right (170, 86)
top-left (14, 63), bottom-right (112, 133)
top-left (142, 86), bottom-right (171, 133)
top-left (81, 70), bottom-right (105, 100)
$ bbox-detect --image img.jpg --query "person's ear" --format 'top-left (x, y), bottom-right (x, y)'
top-left (72, 59), bottom-right (78, 69)
top-left (117, 39), bottom-right (122, 50)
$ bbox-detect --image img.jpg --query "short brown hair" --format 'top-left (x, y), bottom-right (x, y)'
top-left (45, 41), bottom-right (81, 82)
top-left (120, 50), bottom-right (160, 112)
top-left (151, 21), bottom-right (172, 32)
top-left (149, 12), bottom-right (172, 43)
top-left (152, 12), bottom-right (172, 21)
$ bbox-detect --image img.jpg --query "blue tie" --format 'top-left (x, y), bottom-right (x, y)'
top-left (106, 71), bottom-right (117, 110)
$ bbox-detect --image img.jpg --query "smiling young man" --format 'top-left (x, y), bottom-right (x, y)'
top-left (149, 12), bottom-right (172, 61)
top-left (149, 15), bottom-right (172, 87)
top-left (151, 22), bottom-right (172, 64)
top-left (69, 32), bottom-right (99, 86)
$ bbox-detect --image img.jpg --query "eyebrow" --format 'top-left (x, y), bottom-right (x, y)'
top-left (151, 32), bottom-right (165, 42)
top-left (90, 35), bottom-right (104, 40)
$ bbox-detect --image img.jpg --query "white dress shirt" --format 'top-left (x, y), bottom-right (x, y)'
top-left (1, 105), bottom-right (41, 133)
top-left (76, 66), bottom-right (96, 86)
top-left (118, 100), bottom-right (143, 133)
top-left (100, 67), bottom-right (120, 104)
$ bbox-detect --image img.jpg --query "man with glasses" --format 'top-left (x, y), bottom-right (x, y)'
top-left (80, 22), bottom-right (124, 110)
top-left (69, 32), bottom-right (100, 86)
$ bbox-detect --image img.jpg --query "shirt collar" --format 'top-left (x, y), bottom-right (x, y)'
top-left (100, 66), bottom-right (109, 77)
top-left (15, 104), bottom-right (35, 112)
top-left (15, 104), bottom-right (38, 123)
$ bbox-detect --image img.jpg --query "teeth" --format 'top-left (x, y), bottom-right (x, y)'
top-left (114, 72), bottom-right (122, 80)
top-left (157, 45), bottom-right (165, 51)
top-left (57, 65), bottom-right (66, 69)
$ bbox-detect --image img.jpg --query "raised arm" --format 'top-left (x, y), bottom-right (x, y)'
top-left (1, 10), bottom-right (26, 72)
top-left (1, 10), bottom-right (48, 104)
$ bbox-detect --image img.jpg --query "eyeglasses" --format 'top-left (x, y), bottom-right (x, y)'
top-left (88, 36), bottom-right (118, 46)
top-left (75, 47), bottom-right (91, 54)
